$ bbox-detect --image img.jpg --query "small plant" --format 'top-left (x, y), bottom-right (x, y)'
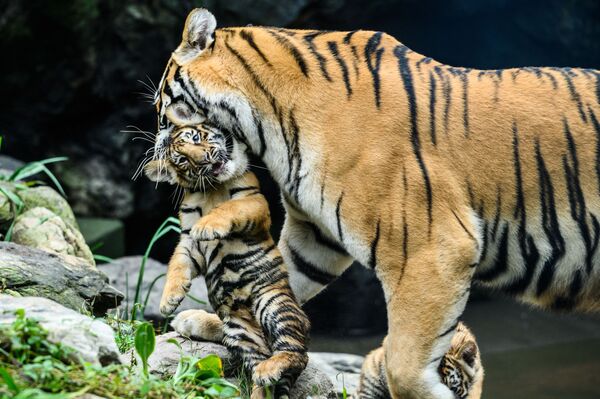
top-left (0, 310), bottom-right (242, 398)
top-left (0, 136), bottom-right (68, 241)
top-left (131, 216), bottom-right (181, 320)
top-left (135, 322), bottom-right (155, 378)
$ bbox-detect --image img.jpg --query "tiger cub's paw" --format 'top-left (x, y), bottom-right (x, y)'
top-left (190, 213), bottom-right (232, 241)
top-left (252, 352), bottom-right (305, 387)
top-left (159, 275), bottom-right (191, 316)
top-left (250, 386), bottom-right (267, 399)
top-left (171, 309), bottom-right (224, 342)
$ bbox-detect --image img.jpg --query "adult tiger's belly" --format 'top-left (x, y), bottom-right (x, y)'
top-left (473, 211), bottom-right (600, 311)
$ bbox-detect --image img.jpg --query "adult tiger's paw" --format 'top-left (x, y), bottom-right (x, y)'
top-left (159, 275), bottom-right (191, 316)
top-left (190, 213), bottom-right (232, 241)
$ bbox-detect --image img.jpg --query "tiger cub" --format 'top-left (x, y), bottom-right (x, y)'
top-left (357, 322), bottom-right (484, 399)
top-left (144, 128), bottom-right (310, 398)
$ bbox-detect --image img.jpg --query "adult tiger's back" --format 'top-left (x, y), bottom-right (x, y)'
top-left (151, 9), bottom-right (600, 398)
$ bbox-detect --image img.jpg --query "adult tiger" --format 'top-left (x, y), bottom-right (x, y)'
top-left (150, 8), bottom-right (600, 399)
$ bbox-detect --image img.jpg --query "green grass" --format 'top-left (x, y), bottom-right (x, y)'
top-left (0, 309), bottom-right (242, 399)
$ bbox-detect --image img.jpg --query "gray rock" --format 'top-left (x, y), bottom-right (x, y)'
top-left (100, 256), bottom-right (212, 320)
top-left (137, 332), bottom-right (335, 399)
top-left (12, 207), bottom-right (94, 265)
top-left (0, 155), bottom-right (24, 172)
top-left (19, 186), bottom-right (78, 227)
top-left (0, 295), bottom-right (121, 366)
top-left (309, 352), bottom-right (364, 396)
top-left (138, 331), bottom-right (234, 377)
top-left (0, 242), bottom-right (122, 315)
top-left (56, 157), bottom-right (134, 219)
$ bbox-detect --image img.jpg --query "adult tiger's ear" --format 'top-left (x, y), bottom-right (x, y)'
top-left (173, 8), bottom-right (217, 65)
top-left (166, 102), bottom-right (205, 125)
top-left (144, 160), bottom-right (176, 184)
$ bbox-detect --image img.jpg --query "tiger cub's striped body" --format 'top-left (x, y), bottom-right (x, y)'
top-left (358, 322), bottom-right (483, 399)
top-left (160, 171), bottom-right (310, 398)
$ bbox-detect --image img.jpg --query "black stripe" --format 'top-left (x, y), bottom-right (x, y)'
top-left (207, 242), bottom-right (223, 265)
top-left (343, 30), bottom-right (357, 44)
top-left (395, 45), bottom-right (433, 231)
top-left (254, 114), bottom-right (267, 158)
top-left (590, 108), bottom-right (600, 196)
top-left (327, 41), bottom-right (352, 98)
top-left (181, 229), bottom-right (191, 235)
top-left (502, 123), bottom-right (540, 295)
top-left (429, 71), bottom-right (437, 145)
top-left (563, 119), bottom-right (597, 274)
top-left (229, 186), bottom-right (259, 196)
top-left (438, 321), bottom-right (458, 338)
top-left (288, 244), bottom-right (336, 285)
top-left (336, 192), bottom-right (344, 243)
top-left (365, 32), bottom-right (385, 108)
top-left (267, 30), bottom-right (309, 77)
top-left (303, 32), bottom-right (332, 81)
top-left (475, 223), bottom-right (509, 282)
top-left (552, 270), bottom-right (583, 311)
top-left (369, 219), bottom-right (381, 269)
top-left (239, 30), bottom-right (272, 66)
top-left (535, 139), bottom-right (565, 296)
top-left (553, 67), bottom-right (587, 123)
top-left (304, 221), bottom-right (347, 254)
top-left (433, 66), bottom-right (452, 135)
top-left (224, 40), bottom-right (279, 116)
top-left (180, 206), bottom-right (202, 215)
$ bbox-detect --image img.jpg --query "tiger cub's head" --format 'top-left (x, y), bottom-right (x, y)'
top-left (439, 323), bottom-right (484, 399)
top-left (144, 123), bottom-right (246, 189)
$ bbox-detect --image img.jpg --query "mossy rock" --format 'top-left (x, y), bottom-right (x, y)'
top-left (0, 183), bottom-right (77, 227)
top-left (0, 242), bottom-right (122, 316)
top-left (19, 186), bottom-right (78, 227)
top-left (12, 207), bottom-right (94, 266)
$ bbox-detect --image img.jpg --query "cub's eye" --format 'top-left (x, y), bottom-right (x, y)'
top-left (193, 133), bottom-right (200, 143)
top-left (184, 131), bottom-right (192, 139)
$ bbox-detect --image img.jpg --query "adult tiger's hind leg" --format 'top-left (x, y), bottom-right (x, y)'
top-left (378, 218), bottom-right (479, 399)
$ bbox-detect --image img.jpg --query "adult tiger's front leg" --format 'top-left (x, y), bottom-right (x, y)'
top-left (278, 203), bottom-right (354, 304)
top-left (376, 210), bottom-right (480, 399)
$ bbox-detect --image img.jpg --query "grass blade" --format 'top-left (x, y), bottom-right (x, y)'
top-left (131, 217), bottom-right (180, 320)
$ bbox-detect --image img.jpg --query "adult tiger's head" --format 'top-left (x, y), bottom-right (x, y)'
top-left (144, 123), bottom-right (245, 189)
top-left (151, 8), bottom-right (261, 186)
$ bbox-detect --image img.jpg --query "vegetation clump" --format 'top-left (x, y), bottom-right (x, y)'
top-left (0, 309), bottom-right (241, 399)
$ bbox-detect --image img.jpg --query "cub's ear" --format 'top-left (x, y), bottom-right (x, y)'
top-left (460, 341), bottom-right (478, 368)
top-left (166, 102), bottom-right (205, 125)
top-left (144, 160), bottom-right (175, 184)
top-left (174, 8), bottom-right (217, 65)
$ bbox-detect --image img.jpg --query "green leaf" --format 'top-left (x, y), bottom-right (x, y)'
top-left (93, 254), bottom-right (114, 264)
top-left (186, 293), bottom-right (207, 305)
top-left (132, 217), bottom-right (180, 320)
top-left (134, 322), bottom-right (155, 378)
top-left (166, 337), bottom-right (183, 352)
top-left (0, 366), bottom-right (19, 393)
top-left (9, 157), bottom-right (68, 196)
top-left (197, 354), bottom-right (224, 377)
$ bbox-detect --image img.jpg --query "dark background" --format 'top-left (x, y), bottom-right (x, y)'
top-left (1, 0), bottom-right (599, 335)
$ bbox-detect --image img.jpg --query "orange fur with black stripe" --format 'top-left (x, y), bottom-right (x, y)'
top-left (358, 322), bottom-right (483, 399)
top-left (147, 8), bottom-right (600, 399)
